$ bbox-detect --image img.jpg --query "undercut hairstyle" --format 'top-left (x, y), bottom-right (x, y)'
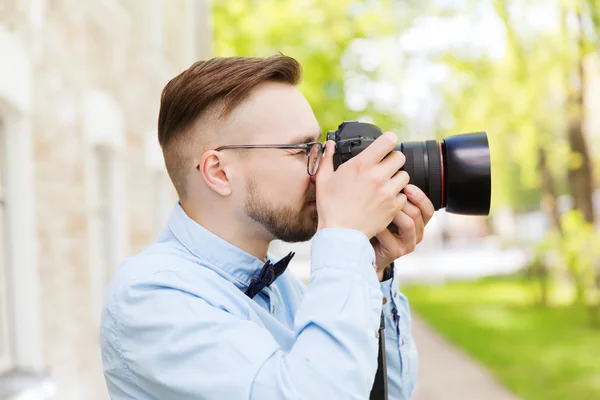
top-left (157, 54), bottom-right (302, 199)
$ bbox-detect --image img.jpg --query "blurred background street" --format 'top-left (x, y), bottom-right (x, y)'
top-left (1, 0), bottom-right (600, 399)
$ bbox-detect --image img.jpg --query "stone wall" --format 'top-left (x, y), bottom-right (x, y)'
top-left (0, 1), bottom-right (209, 398)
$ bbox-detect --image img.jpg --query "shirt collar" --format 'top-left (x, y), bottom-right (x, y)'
top-left (166, 202), bottom-right (271, 289)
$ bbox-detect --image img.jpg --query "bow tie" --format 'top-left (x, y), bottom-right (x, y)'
top-left (244, 251), bottom-right (295, 299)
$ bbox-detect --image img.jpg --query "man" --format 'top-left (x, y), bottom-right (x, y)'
top-left (100, 54), bottom-right (434, 399)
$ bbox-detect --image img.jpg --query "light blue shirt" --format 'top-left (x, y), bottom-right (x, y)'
top-left (100, 203), bottom-right (418, 399)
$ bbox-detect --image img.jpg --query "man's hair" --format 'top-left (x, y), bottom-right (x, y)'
top-left (157, 54), bottom-right (302, 199)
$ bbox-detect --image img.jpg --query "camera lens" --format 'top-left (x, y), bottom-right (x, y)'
top-left (399, 140), bottom-right (444, 210)
top-left (397, 133), bottom-right (491, 215)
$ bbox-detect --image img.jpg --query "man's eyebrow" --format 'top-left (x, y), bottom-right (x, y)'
top-left (289, 132), bottom-right (322, 145)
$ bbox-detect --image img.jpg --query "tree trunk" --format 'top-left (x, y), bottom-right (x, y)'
top-left (566, 11), bottom-right (596, 224)
top-left (538, 147), bottom-right (563, 234)
top-left (536, 146), bottom-right (563, 307)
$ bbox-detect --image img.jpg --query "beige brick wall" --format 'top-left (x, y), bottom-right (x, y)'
top-left (0, 0), bottom-right (207, 398)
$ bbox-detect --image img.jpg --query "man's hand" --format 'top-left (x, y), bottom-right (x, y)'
top-left (315, 134), bottom-right (409, 239)
top-left (371, 184), bottom-right (435, 281)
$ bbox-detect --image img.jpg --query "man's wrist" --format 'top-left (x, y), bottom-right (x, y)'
top-left (311, 228), bottom-right (380, 286)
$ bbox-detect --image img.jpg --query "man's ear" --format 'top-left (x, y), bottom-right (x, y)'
top-left (197, 151), bottom-right (232, 196)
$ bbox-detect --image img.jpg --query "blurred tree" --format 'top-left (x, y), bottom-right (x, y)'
top-left (210, 0), bottom-right (426, 138)
top-left (437, 1), bottom-right (570, 213)
top-left (432, 0), bottom-right (599, 315)
top-left (437, 0), bottom-right (597, 219)
top-left (496, 0), bottom-right (568, 223)
top-left (556, 211), bottom-right (600, 320)
top-left (587, 0), bottom-right (600, 49)
top-left (562, 1), bottom-right (596, 224)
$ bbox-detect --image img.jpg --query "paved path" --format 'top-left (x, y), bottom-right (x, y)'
top-left (410, 314), bottom-right (520, 400)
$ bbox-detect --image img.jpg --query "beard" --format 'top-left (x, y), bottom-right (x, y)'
top-left (245, 178), bottom-right (318, 243)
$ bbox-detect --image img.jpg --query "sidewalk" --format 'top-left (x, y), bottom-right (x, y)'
top-left (410, 314), bottom-right (520, 400)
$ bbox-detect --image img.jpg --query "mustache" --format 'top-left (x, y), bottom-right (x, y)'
top-left (305, 186), bottom-right (316, 203)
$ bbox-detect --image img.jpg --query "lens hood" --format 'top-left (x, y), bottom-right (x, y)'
top-left (443, 132), bottom-right (491, 215)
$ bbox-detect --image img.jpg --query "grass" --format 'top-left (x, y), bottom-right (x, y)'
top-left (401, 277), bottom-right (600, 400)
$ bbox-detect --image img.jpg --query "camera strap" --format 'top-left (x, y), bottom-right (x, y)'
top-left (370, 310), bottom-right (388, 400)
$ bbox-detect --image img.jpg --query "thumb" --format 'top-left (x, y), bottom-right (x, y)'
top-left (317, 140), bottom-right (336, 181)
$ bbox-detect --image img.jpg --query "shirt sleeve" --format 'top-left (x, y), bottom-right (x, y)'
top-left (380, 262), bottom-right (419, 399)
top-left (107, 228), bottom-right (384, 400)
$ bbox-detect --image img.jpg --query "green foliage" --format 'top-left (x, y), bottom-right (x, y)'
top-left (556, 210), bottom-right (600, 304)
top-left (525, 236), bottom-right (559, 306)
top-left (433, 0), bottom-right (600, 212)
top-left (519, 209), bottom-right (600, 317)
top-left (211, 0), bottom-right (415, 137)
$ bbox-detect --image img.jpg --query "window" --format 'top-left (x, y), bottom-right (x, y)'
top-left (91, 145), bottom-right (117, 288)
top-left (83, 90), bottom-right (129, 326)
top-left (0, 25), bottom-right (43, 372)
top-left (0, 113), bottom-right (54, 400)
top-left (0, 119), bottom-right (13, 373)
top-left (146, 132), bottom-right (175, 236)
top-left (152, 170), bottom-right (175, 235)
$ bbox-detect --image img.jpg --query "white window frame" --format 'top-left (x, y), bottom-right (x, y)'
top-left (83, 91), bottom-right (129, 327)
top-left (0, 119), bottom-right (13, 373)
top-left (145, 131), bottom-right (176, 236)
top-left (151, 169), bottom-right (175, 236)
top-left (0, 23), bottom-right (43, 372)
top-left (90, 145), bottom-right (118, 289)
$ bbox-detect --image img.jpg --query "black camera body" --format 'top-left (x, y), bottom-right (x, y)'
top-left (327, 121), bottom-right (491, 216)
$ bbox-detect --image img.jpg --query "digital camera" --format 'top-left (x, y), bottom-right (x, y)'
top-left (326, 121), bottom-right (491, 218)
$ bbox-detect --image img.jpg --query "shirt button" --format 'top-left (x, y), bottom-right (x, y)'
top-left (375, 331), bottom-right (380, 339)
top-left (382, 297), bottom-right (388, 305)
top-left (401, 338), bottom-right (405, 346)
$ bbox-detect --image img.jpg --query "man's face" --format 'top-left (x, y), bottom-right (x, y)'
top-left (228, 82), bottom-right (321, 243)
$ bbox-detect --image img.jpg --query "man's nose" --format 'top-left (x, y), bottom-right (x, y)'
top-left (310, 173), bottom-right (317, 185)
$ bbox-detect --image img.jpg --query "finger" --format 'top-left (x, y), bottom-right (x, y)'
top-left (377, 150), bottom-right (406, 179)
top-left (401, 201), bottom-right (425, 243)
top-left (396, 192), bottom-right (408, 213)
top-left (316, 141), bottom-right (335, 182)
top-left (387, 170), bottom-right (410, 196)
top-left (404, 184), bottom-right (435, 225)
top-left (392, 210), bottom-right (416, 246)
top-left (375, 228), bottom-right (397, 252)
top-left (353, 131), bottom-right (398, 166)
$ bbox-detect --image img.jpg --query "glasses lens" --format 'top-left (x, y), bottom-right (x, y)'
top-left (308, 144), bottom-right (322, 175)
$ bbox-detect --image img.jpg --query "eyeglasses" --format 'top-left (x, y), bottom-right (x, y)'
top-left (214, 142), bottom-right (324, 176)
